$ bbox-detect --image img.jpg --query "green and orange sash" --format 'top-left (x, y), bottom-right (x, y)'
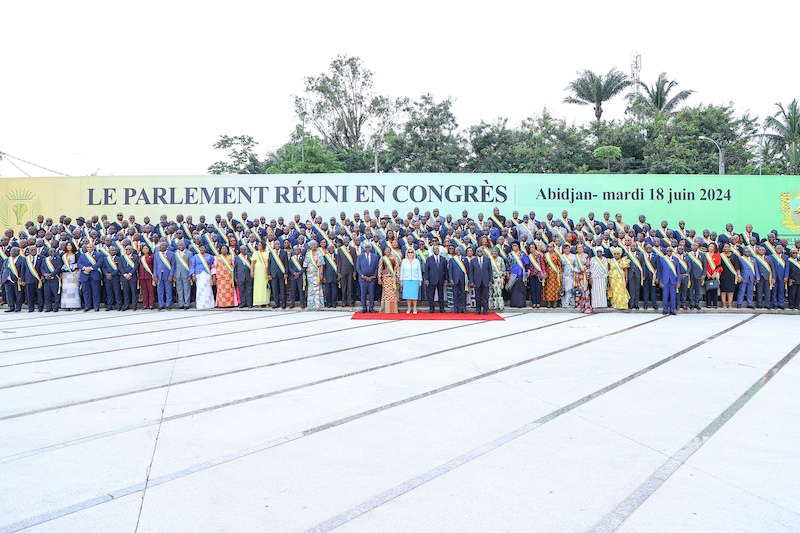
top-left (25, 256), bottom-right (42, 287)
top-left (157, 251), bottom-right (172, 270)
top-left (754, 254), bottom-right (772, 288)
top-left (175, 252), bottom-right (190, 272)
top-left (338, 246), bottom-right (354, 266)
top-left (721, 253), bottom-right (738, 281)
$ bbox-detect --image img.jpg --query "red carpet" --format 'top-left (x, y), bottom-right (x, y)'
top-left (351, 311), bottom-right (504, 321)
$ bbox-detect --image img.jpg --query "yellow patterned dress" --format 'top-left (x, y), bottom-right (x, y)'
top-left (608, 257), bottom-right (631, 309)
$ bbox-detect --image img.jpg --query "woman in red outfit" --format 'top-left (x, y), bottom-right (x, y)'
top-left (138, 244), bottom-right (156, 309)
top-left (705, 242), bottom-right (723, 308)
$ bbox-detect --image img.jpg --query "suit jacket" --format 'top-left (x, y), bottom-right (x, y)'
top-left (356, 252), bottom-right (378, 279)
top-left (336, 246), bottom-right (356, 276)
top-left (288, 253), bottom-right (305, 278)
top-left (469, 256), bottom-right (492, 287)
top-left (77, 251), bottom-right (103, 282)
top-left (769, 254), bottom-right (789, 281)
top-left (424, 254), bottom-right (448, 285)
top-left (100, 254), bottom-right (122, 280)
top-left (22, 255), bottom-right (44, 284)
top-left (738, 255), bottom-right (759, 283)
top-left (153, 250), bottom-right (176, 280)
top-left (448, 256), bottom-right (469, 285)
top-left (117, 253), bottom-right (139, 281)
top-left (656, 255), bottom-right (681, 285)
top-left (686, 251), bottom-right (707, 280)
top-left (1, 255), bottom-right (25, 284)
top-left (234, 253), bottom-right (253, 282)
top-left (41, 255), bottom-right (63, 281)
top-left (268, 249), bottom-right (289, 278)
top-left (173, 249), bottom-right (194, 280)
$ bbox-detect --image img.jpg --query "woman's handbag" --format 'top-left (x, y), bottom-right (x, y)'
top-left (706, 279), bottom-right (720, 290)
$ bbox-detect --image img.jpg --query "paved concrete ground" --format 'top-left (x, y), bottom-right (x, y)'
top-left (1, 310), bottom-right (798, 532)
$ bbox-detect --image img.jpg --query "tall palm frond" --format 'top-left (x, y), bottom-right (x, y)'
top-left (626, 72), bottom-right (694, 116)
top-left (563, 68), bottom-right (632, 121)
top-left (765, 99), bottom-right (800, 175)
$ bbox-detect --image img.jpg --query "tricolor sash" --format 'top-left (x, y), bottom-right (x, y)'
top-left (142, 233), bottom-right (155, 251)
top-left (7, 257), bottom-right (21, 282)
top-left (789, 257), bottom-right (800, 272)
top-left (643, 253), bottom-right (657, 275)
top-left (203, 234), bottom-right (220, 256)
top-left (510, 251), bottom-right (525, 271)
top-left (105, 255), bottom-right (118, 271)
top-left (688, 252), bottom-right (703, 271)
top-left (773, 254), bottom-right (786, 269)
top-left (157, 251), bottom-right (172, 270)
top-left (338, 246), bottom-right (354, 266)
top-left (609, 257), bottom-right (625, 279)
top-left (544, 252), bottom-right (560, 273)
top-left (371, 241), bottom-right (382, 255)
top-left (85, 253), bottom-right (97, 266)
top-left (764, 241), bottom-right (778, 255)
top-left (676, 227), bottom-right (690, 242)
top-left (44, 257), bottom-right (58, 274)
top-left (141, 255), bottom-right (154, 278)
top-left (123, 254), bottom-right (136, 270)
top-left (490, 256), bottom-right (502, 278)
top-left (528, 253), bottom-right (542, 274)
top-left (491, 215), bottom-right (504, 229)
top-left (176, 252), bottom-right (190, 272)
top-left (26, 256), bottom-right (42, 283)
top-left (740, 256), bottom-right (755, 275)
top-left (0, 248), bottom-right (8, 260)
top-left (290, 255), bottom-right (303, 272)
top-left (663, 255), bottom-right (678, 278)
top-left (754, 255), bottom-right (772, 287)
top-left (721, 253), bottom-right (738, 280)
top-left (189, 242), bottom-right (202, 256)
top-left (238, 254), bottom-right (251, 270)
top-left (218, 254), bottom-right (234, 274)
top-left (676, 255), bottom-right (689, 284)
top-left (657, 228), bottom-right (668, 239)
top-left (593, 256), bottom-right (608, 274)
top-left (324, 253), bottom-right (338, 274)
top-left (268, 247), bottom-right (285, 274)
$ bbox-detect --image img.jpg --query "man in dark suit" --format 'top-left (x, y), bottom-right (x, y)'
top-left (686, 243), bottom-right (706, 309)
top-left (118, 244), bottom-right (139, 311)
top-left (153, 241), bottom-right (175, 310)
top-left (336, 238), bottom-right (356, 308)
top-left (1, 246), bottom-right (25, 312)
top-left (235, 245), bottom-right (253, 308)
top-left (470, 246), bottom-right (492, 315)
top-left (356, 243), bottom-right (378, 313)
top-left (642, 244), bottom-right (658, 310)
top-left (268, 240), bottom-right (289, 309)
top-left (626, 244), bottom-right (644, 309)
top-left (424, 244), bottom-right (448, 313)
top-left (101, 246), bottom-right (122, 311)
top-left (787, 248), bottom-right (800, 309)
top-left (448, 247), bottom-right (469, 313)
top-left (655, 247), bottom-right (681, 315)
top-left (22, 246), bottom-right (44, 312)
top-left (288, 245), bottom-right (306, 308)
top-left (78, 242), bottom-right (103, 311)
top-left (41, 247), bottom-right (63, 312)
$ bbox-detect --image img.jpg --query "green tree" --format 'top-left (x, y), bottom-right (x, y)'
top-left (384, 94), bottom-right (466, 172)
top-left (294, 55), bottom-right (390, 153)
top-left (207, 135), bottom-right (265, 174)
top-left (593, 145), bottom-right (622, 172)
top-left (764, 99), bottom-right (800, 175)
top-left (263, 128), bottom-right (345, 174)
top-left (643, 104), bottom-right (758, 174)
top-left (627, 72), bottom-right (694, 117)
top-left (563, 68), bottom-right (632, 121)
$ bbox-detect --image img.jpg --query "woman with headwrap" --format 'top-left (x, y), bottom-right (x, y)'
top-left (542, 242), bottom-right (562, 308)
top-left (527, 242), bottom-right (547, 308)
top-left (378, 245), bottom-right (400, 313)
top-left (507, 241), bottom-right (530, 308)
top-left (608, 247), bottom-right (631, 309)
top-left (590, 246), bottom-right (609, 308)
top-left (488, 246), bottom-right (506, 310)
top-left (574, 243), bottom-right (592, 313)
top-left (561, 243), bottom-right (577, 308)
top-left (303, 240), bottom-right (325, 310)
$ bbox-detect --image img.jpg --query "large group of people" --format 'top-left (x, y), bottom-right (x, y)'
top-left (2, 207), bottom-right (799, 315)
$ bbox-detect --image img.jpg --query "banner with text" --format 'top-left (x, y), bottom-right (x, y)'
top-left (1, 174), bottom-right (798, 238)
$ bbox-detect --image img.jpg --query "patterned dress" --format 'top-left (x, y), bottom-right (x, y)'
top-left (590, 255), bottom-right (609, 308)
top-left (608, 257), bottom-right (631, 309)
top-left (561, 253), bottom-right (577, 308)
top-left (304, 249), bottom-right (325, 310)
top-left (542, 252), bottom-right (562, 302)
top-left (213, 254), bottom-right (237, 307)
top-left (378, 255), bottom-right (400, 313)
top-left (489, 256), bottom-right (506, 310)
top-left (575, 253), bottom-right (592, 313)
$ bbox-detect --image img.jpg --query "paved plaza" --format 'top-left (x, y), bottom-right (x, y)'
top-left (1, 310), bottom-right (799, 532)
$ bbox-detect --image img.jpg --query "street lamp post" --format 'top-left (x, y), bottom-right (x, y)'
top-left (300, 111), bottom-right (307, 164)
top-left (698, 135), bottom-right (725, 175)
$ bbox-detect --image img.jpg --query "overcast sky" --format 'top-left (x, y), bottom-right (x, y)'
top-left (1, 0), bottom-right (794, 178)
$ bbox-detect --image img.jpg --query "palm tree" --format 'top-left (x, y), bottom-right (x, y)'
top-left (563, 68), bottom-right (632, 121)
top-left (626, 72), bottom-right (694, 116)
top-left (765, 99), bottom-right (800, 175)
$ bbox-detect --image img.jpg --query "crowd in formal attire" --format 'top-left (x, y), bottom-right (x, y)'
top-left (2, 208), bottom-right (799, 315)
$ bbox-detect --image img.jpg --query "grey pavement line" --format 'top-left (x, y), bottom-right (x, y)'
top-left (306, 314), bottom-right (757, 533)
top-left (2, 314), bottom-right (653, 532)
top-left (0, 314), bottom-right (529, 462)
top-left (0, 314), bottom-right (355, 388)
top-left (134, 339), bottom-right (182, 533)
top-left (0, 311), bottom-right (306, 368)
top-left (0, 315), bottom-right (482, 421)
top-left (0, 309), bottom-right (226, 340)
top-left (590, 336), bottom-right (800, 533)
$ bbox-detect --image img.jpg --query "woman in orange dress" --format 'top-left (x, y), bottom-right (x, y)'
top-left (542, 242), bottom-right (562, 308)
top-left (377, 246), bottom-right (400, 313)
top-left (212, 245), bottom-right (237, 308)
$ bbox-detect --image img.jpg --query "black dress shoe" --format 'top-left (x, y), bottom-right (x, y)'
top-left (53, 309), bottom-right (58, 312)
top-left (475, 311), bottom-right (480, 315)
top-left (106, 308), bottom-right (112, 311)
top-left (663, 312), bottom-right (668, 315)
top-left (28, 309), bottom-right (34, 313)
top-left (84, 308), bottom-right (90, 312)
top-left (5, 309), bottom-right (15, 313)
top-left (45, 309), bottom-right (52, 313)
top-left (483, 310), bottom-right (488, 315)
top-left (429, 309), bottom-right (434, 314)
top-left (669, 311), bottom-right (676, 315)
top-left (95, 309), bottom-right (100, 312)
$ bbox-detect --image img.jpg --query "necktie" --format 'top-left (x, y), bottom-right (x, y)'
top-left (479, 257), bottom-right (483, 268)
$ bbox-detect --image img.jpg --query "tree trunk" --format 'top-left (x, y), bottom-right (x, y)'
top-left (594, 103), bottom-right (603, 120)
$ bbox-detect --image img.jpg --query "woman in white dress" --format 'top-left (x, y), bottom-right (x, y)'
top-left (561, 244), bottom-right (577, 308)
top-left (590, 246), bottom-right (609, 308)
top-left (60, 242), bottom-right (81, 310)
top-left (192, 244), bottom-right (216, 310)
